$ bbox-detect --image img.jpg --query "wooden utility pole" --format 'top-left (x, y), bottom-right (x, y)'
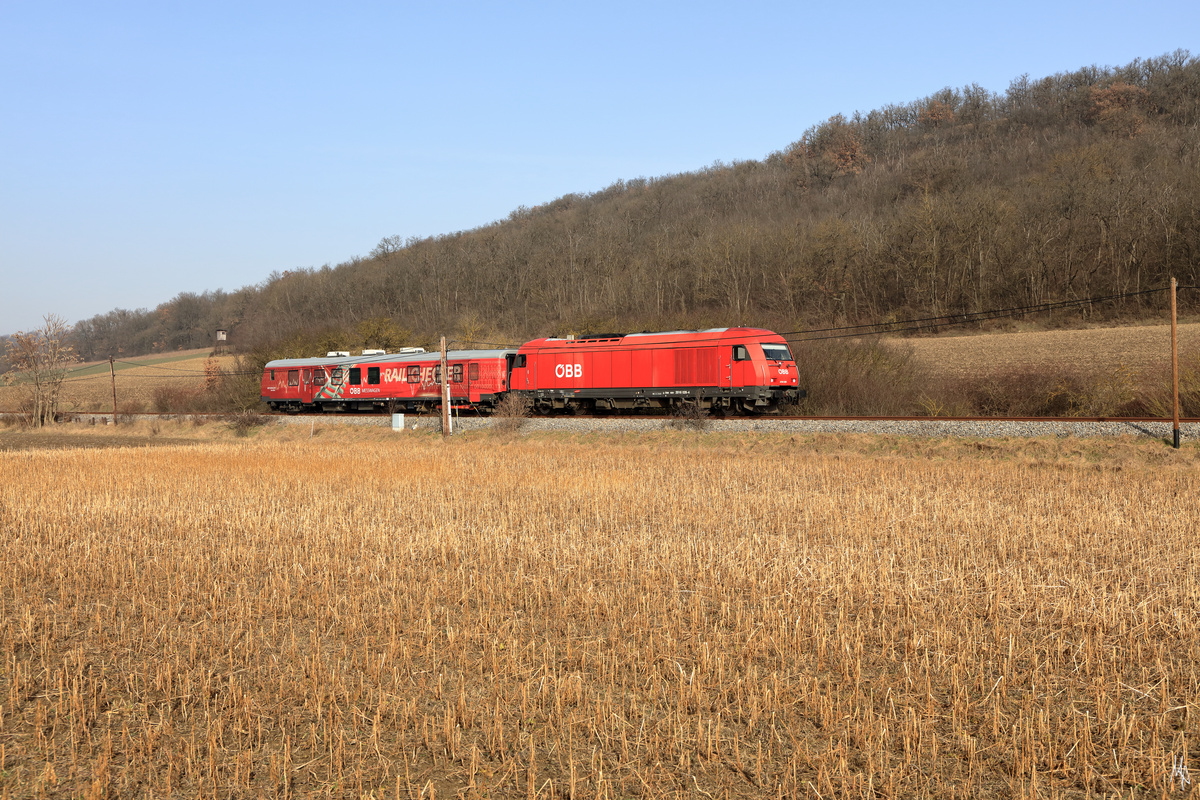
top-left (109, 356), bottom-right (118, 426)
top-left (440, 337), bottom-right (451, 438)
top-left (1171, 277), bottom-right (1180, 449)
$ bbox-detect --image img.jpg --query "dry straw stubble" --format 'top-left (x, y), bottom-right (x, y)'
top-left (1, 435), bottom-right (1199, 798)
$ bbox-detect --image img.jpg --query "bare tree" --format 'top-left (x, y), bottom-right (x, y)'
top-left (3, 314), bottom-right (77, 426)
top-left (370, 234), bottom-right (406, 259)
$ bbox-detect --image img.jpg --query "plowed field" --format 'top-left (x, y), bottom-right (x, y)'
top-left (902, 322), bottom-right (1200, 378)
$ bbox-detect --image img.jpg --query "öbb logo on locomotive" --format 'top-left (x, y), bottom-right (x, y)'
top-left (260, 327), bottom-right (804, 415)
top-left (555, 363), bottom-right (582, 378)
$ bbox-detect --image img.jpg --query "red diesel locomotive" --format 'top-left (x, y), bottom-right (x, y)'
top-left (511, 327), bottom-right (801, 414)
top-left (261, 327), bottom-right (802, 414)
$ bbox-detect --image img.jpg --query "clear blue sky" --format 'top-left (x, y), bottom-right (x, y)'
top-left (2, 1), bottom-right (1196, 335)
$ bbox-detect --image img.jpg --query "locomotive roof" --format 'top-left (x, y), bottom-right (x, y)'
top-left (265, 349), bottom-right (516, 369)
top-left (525, 327), bottom-right (779, 347)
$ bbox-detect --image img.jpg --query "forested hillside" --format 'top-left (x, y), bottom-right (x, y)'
top-left (65, 51), bottom-right (1200, 361)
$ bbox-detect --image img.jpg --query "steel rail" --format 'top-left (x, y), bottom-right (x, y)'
top-left (7, 410), bottom-right (1197, 424)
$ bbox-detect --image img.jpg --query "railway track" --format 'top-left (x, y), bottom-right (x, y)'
top-left (772, 415), bottom-right (1199, 423)
top-left (3, 409), bottom-right (1197, 424)
top-left (7, 410), bottom-right (1191, 442)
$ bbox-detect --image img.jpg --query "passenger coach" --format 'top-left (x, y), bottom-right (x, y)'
top-left (261, 349), bottom-right (516, 412)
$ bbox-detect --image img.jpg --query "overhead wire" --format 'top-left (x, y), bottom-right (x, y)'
top-left (780, 285), bottom-right (1196, 343)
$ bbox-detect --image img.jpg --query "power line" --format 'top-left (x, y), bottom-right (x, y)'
top-left (781, 285), bottom-right (1196, 342)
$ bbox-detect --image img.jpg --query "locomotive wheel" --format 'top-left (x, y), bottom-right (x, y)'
top-left (735, 399), bottom-right (762, 416)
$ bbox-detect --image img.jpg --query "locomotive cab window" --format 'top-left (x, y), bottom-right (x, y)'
top-left (514, 354), bottom-right (526, 368)
top-left (287, 370), bottom-right (299, 386)
top-left (406, 365), bottom-right (420, 383)
top-left (733, 345), bottom-right (751, 361)
top-left (451, 364), bottom-right (463, 383)
top-left (348, 368), bottom-right (361, 385)
top-left (761, 344), bottom-right (793, 362)
top-left (367, 367), bottom-right (380, 385)
top-left (330, 367), bottom-right (343, 385)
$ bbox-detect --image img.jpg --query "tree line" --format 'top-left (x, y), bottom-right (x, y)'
top-left (58, 51), bottom-right (1200, 363)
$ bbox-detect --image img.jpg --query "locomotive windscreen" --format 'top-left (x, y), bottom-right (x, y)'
top-left (761, 344), bottom-right (794, 362)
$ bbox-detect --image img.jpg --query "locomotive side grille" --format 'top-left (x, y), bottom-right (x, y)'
top-left (675, 348), bottom-right (718, 385)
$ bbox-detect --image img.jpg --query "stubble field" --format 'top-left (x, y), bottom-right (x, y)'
top-left (2, 429), bottom-right (1199, 798)
top-left (0, 350), bottom-right (237, 414)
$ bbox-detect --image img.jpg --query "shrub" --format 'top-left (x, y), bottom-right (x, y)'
top-left (667, 392), bottom-right (710, 431)
top-left (152, 385), bottom-right (200, 413)
top-left (1140, 357), bottom-right (1200, 418)
top-left (213, 355), bottom-right (269, 413)
top-left (794, 339), bottom-right (921, 416)
top-left (929, 364), bottom-right (1148, 418)
top-left (226, 410), bottom-right (269, 437)
top-left (116, 400), bottom-right (144, 424)
top-left (492, 393), bottom-right (531, 435)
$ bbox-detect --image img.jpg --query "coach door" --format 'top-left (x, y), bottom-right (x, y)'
top-left (300, 368), bottom-right (315, 403)
top-left (467, 361), bottom-right (480, 402)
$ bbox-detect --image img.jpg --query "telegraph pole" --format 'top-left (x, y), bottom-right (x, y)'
top-left (1171, 277), bottom-right (1180, 449)
top-left (109, 356), bottom-right (118, 426)
top-left (440, 337), bottom-right (451, 438)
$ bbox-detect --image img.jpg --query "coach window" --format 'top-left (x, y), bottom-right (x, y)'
top-left (468, 363), bottom-right (480, 381)
top-left (367, 367), bottom-right (380, 385)
top-left (348, 368), bottom-right (361, 385)
top-left (407, 365), bottom-right (420, 383)
top-left (313, 369), bottom-right (326, 386)
top-left (270, 369), bottom-right (276, 381)
top-left (330, 367), bottom-right (343, 385)
top-left (733, 345), bottom-right (751, 362)
top-left (434, 365), bottom-right (442, 383)
top-left (451, 364), bottom-right (463, 383)
top-left (287, 370), bottom-right (299, 387)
